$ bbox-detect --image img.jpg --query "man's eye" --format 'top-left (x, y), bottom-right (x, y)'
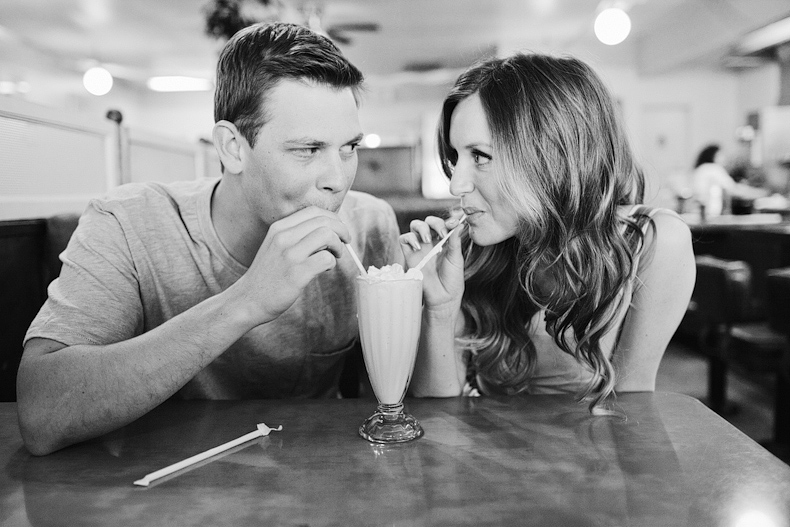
top-left (294, 147), bottom-right (320, 157)
top-left (340, 143), bottom-right (359, 156)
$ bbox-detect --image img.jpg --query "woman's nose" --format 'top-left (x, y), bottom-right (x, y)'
top-left (449, 165), bottom-right (474, 197)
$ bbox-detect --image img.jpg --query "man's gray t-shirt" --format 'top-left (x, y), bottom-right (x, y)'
top-left (25, 178), bottom-right (402, 399)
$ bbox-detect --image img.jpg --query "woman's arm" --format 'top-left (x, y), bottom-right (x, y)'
top-left (613, 210), bottom-right (696, 391)
top-left (400, 216), bottom-right (467, 397)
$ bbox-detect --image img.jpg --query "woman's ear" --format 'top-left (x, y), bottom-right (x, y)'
top-left (212, 120), bottom-right (245, 175)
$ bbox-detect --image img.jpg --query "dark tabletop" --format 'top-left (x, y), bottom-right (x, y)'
top-left (2, 393), bottom-right (789, 527)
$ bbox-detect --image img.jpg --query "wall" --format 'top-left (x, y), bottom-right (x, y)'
top-left (736, 62), bottom-right (781, 117)
top-left (1, 59), bottom-right (766, 208)
top-left (600, 66), bottom-right (740, 206)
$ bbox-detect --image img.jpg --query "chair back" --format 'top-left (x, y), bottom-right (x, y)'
top-left (766, 267), bottom-right (790, 337)
top-left (693, 255), bottom-right (753, 325)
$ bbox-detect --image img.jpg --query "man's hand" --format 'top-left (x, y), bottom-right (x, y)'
top-left (234, 206), bottom-right (351, 324)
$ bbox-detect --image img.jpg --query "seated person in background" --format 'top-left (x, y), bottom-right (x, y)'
top-left (17, 22), bottom-right (402, 455)
top-left (401, 53), bottom-right (695, 411)
top-left (692, 144), bottom-right (767, 216)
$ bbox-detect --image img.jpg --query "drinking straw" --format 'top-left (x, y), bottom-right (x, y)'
top-left (345, 243), bottom-right (368, 275)
top-left (133, 423), bottom-right (282, 487)
top-left (413, 215), bottom-right (467, 272)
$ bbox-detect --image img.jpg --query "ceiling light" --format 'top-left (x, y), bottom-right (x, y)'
top-left (83, 66), bottom-right (113, 96)
top-left (594, 7), bottom-right (631, 46)
top-left (146, 76), bottom-right (213, 92)
top-left (0, 81), bottom-right (15, 95)
top-left (733, 16), bottom-right (790, 55)
top-left (363, 133), bottom-right (381, 148)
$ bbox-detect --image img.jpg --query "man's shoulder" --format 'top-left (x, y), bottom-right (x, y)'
top-left (89, 179), bottom-right (216, 217)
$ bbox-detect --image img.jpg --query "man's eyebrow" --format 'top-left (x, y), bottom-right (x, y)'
top-left (284, 133), bottom-right (364, 147)
top-left (285, 138), bottom-right (328, 147)
top-left (346, 133), bottom-right (364, 145)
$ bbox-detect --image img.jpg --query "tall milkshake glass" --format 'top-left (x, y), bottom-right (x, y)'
top-left (356, 265), bottom-right (424, 443)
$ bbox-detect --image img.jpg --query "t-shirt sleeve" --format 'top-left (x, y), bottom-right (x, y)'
top-left (24, 200), bottom-right (144, 347)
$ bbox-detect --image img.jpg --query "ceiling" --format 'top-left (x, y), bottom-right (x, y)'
top-left (0, 0), bottom-right (789, 95)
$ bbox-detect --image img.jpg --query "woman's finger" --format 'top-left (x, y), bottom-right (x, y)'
top-left (399, 232), bottom-right (422, 252)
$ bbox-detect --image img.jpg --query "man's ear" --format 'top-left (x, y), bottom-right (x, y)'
top-left (212, 120), bottom-right (245, 175)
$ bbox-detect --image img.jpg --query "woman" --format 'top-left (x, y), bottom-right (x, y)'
top-left (691, 144), bottom-right (767, 216)
top-left (401, 53), bottom-right (695, 411)
top-left (692, 144), bottom-right (735, 217)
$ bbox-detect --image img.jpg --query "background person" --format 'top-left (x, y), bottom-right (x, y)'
top-left (17, 22), bottom-right (402, 455)
top-left (691, 144), bottom-right (736, 217)
top-left (691, 143), bottom-right (768, 217)
top-left (400, 53), bottom-right (696, 410)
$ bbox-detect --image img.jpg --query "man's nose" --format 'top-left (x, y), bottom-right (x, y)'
top-left (318, 152), bottom-right (352, 193)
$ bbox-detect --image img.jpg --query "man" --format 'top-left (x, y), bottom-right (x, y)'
top-left (17, 22), bottom-right (402, 455)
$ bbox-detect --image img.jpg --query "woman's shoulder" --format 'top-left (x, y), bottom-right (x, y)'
top-left (629, 206), bottom-right (694, 272)
top-left (624, 205), bottom-right (687, 232)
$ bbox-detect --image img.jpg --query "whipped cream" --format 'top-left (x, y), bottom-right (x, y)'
top-left (363, 263), bottom-right (423, 282)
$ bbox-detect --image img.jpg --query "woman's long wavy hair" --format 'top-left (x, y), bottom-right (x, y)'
top-left (438, 53), bottom-right (647, 410)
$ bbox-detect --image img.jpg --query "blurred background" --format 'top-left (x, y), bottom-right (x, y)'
top-left (1, 0), bottom-right (790, 217)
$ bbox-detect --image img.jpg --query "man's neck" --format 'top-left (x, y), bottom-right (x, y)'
top-left (210, 179), bottom-right (268, 268)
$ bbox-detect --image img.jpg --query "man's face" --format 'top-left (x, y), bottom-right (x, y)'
top-left (238, 79), bottom-right (363, 228)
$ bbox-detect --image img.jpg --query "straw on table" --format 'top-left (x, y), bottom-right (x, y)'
top-left (133, 423), bottom-right (282, 487)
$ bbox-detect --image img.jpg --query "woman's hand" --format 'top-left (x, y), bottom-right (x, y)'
top-left (399, 214), bottom-right (466, 317)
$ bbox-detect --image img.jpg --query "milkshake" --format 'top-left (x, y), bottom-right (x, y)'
top-left (356, 263), bottom-right (424, 442)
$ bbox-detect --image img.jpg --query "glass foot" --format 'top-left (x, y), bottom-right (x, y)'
top-left (358, 404), bottom-right (424, 443)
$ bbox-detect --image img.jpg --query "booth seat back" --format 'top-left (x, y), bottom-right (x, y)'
top-left (0, 213), bottom-right (79, 402)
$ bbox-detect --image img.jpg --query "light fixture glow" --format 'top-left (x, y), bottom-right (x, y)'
top-left (363, 133), bottom-right (381, 148)
top-left (83, 66), bottom-right (113, 96)
top-left (594, 7), bottom-right (632, 46)
top-left (734, 510), bottom-right (777, 527)
top-left (146, 76), bottom-right (213, 92)
top-left (0, 81), bottom-right (15, 95)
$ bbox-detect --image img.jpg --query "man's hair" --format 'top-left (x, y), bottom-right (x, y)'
top-left (214, 22), bottom-right (364, 147)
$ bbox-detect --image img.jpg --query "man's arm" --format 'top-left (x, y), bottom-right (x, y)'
top-left (17, 206), bottom-right (350, 455)
top-left (18, 288), bottom-right (256, 455)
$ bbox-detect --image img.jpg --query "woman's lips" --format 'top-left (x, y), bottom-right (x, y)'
top-left (462, 208), bottom-right (483, 222)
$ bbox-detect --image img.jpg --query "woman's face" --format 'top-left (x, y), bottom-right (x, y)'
top-left (448, 93), bottom-right (520, 246)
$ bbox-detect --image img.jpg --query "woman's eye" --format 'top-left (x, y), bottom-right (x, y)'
top-left (472, 151), bottom-right (492, 166)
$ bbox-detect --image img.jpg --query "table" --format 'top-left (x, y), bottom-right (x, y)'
top-left (2, 393), bottom-right (789, 527)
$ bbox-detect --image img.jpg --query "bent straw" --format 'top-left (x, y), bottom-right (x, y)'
top-left (133, 423), bottom-right (282, 487)
top-left (413, 215), bottom-right (467, 272)
top-left (345, 243), bottom-right (367, 276)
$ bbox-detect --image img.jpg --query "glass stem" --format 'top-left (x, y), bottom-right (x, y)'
top-left (377, 402), bottom-right (404, 418)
